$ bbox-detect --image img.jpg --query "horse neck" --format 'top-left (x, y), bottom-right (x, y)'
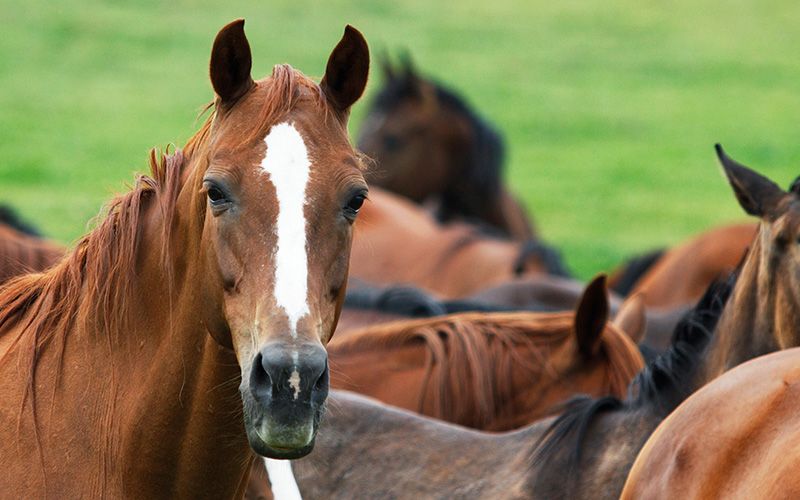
top-left (113, 150), bottom-right (252, 497)
top-left (701, 226), bottom-right (786, 383)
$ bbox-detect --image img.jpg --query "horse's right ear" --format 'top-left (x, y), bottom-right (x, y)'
top-left (321, 25), bottom-right (370, 115)
top-left (715, 144), bottom-right (786, 219)
top-left (575, 274), bottom-right (609, 358)
top-left (210, 19), bottom-right (254, 108)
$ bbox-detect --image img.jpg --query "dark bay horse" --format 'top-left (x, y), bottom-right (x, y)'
top-left (350, 187), bottom-right (568, 298)
top-left (329, 276), bottom-right (646, 431)
top-left (357, 56), bottom-right (535, 241)
top-left (620, 222), bottom-right (756, 309)
top-left (0, 206), bottom-right (63, 284)
top-left (622, 347), bottom-right (800, 499)
top-left (0, 20), bottom-right (369, 497)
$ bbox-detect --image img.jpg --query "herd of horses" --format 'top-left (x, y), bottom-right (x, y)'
top-left (0, 18), bottom-right (797, 499)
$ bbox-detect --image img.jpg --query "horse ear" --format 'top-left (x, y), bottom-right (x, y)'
top-left (574, 274), bottom-right (610, 358)
top-left (321, 25), bottom-right (370, 114)
top-left (209, 19), bottom-right (254, 107)
top-left (613, 293), bottom-right (646, 343)
top-left (715, 144), bottom-right (786, 219)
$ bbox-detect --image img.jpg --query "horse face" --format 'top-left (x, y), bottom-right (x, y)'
top-left (357, 71), bottom-right (463, 202)
top-left (201, 20), bottom-right (368, 459)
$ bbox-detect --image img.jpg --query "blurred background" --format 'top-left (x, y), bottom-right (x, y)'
top-left (1, 0), bottom-right (798, 277)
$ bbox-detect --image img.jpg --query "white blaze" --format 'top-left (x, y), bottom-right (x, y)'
top-left (265, 458), bottom-right (303, 500)
top-left (260, 122), bottom-right (311, 338)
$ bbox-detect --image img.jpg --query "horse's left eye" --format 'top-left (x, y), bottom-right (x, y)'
top-left (344, 193), bottom-right (366, 220)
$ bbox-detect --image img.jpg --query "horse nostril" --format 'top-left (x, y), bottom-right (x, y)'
top-left (313, 359), bottom-right (329, 392)
top-left (249, 351), bottom-right (273, 402)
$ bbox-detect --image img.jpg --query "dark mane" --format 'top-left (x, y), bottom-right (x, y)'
top-left (531, 271), bottom-right (737, 467)
top-left (0, 205), bottom-right (42, 237)
top-left (371, 61), bottom-right (505, 220)
top-left (513, 239), bottom-right (572, 278)
top-left (609, 248), bottom-right (666, 296)
top-left (344, 284), bottom-right (520, 317)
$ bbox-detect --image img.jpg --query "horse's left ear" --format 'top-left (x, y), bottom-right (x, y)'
top-left (715, 144), bottom-right (786, 220)
top-left (574, 274), bottom-right (609, 358)
top-left (209, 19), bottom-right (254, 107)
top-left (321, 25), bottom-right (370, 115)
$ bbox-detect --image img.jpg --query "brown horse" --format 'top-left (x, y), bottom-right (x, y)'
top-left (357, 56), bottom-right (535, 241)
top-left (0, 20), bottom-right (369, 497)
top-left (518, 145), bottom-right (800, 499)
top-left (619, 222), bottom-right (756, 309)
top-left (329, 275), bottom-right (646, 431)
top-left (0, 207), bottom-right (63, 284)
top-left (621, 347), bottom-right (800, 499)
top-left (350, 187), bottom-right (568, 298)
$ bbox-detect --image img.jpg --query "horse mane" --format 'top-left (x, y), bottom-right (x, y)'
top-left (513, 239), bottom-right (572, 278)
top-left (330, 311), bottom-right (643, 428)
top-left (344, 284), bottom-right (522, 317)
top-left (530, 271), bottom-right (737, 469)
top-left (609, 248), bottom-right (666, 296)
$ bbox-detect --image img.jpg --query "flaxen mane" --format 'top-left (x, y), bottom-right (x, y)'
top-left (330, 311), bottom-right (643, 428)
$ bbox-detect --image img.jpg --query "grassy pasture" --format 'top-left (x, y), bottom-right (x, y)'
top-left (1, 0), bottom-right (799, 278)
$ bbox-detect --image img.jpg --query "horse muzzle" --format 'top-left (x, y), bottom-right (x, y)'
top-left (242, 341), bottom-right (329, 459)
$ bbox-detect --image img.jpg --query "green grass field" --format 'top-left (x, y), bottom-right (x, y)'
top-left (1, 0), bottom-right (799, 278)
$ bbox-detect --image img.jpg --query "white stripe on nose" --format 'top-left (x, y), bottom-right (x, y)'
top-left (260, 122), bottom-right (311, 338)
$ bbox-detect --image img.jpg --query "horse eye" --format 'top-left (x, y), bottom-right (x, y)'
top-left (344, 193), bottom-right (366, 220)
top-left (207, 187), bottom-right (225, 203)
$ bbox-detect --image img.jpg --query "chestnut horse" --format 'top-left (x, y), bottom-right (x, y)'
top-left (357, 56), bottom-right (535, 241)
top-left (350, 187), bottom-right (569, 298)
top-left (330, 275), bottom-right (646, 431)
top-left (619, 222), bottom-right (756, 309)
top-left (621, 347), bottom-right (800, 499)
top-left (0, 20), bottom-right (369, 497)
top-left (0, 206), bottom-right (63, 284)
top-left (517, 145), bottom-right (800, 499)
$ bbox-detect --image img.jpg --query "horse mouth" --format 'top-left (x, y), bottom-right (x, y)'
top-left (247, 418), bottom-right (318, 459)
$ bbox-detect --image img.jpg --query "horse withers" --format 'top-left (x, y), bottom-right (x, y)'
top-left (0, 20), bottom-right (369, 497)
